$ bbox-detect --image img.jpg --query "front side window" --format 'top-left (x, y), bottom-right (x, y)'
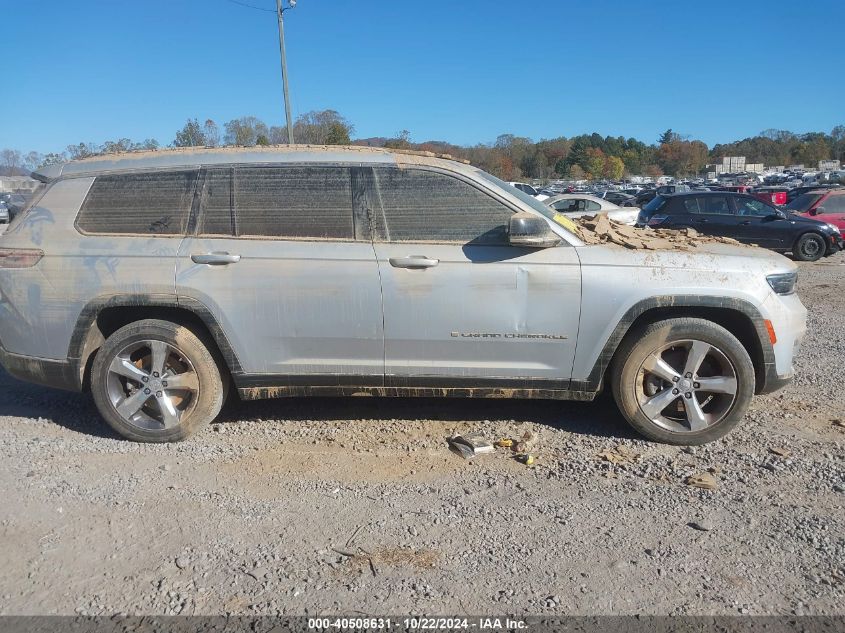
top-left (371, 168), bottom-right (512, 244)
top-left (198, 166), bottom-right (354, 239)
top-left (820, 194), bottom-right (845, 213)
top-left (78, 171), bottom-right (198, 235)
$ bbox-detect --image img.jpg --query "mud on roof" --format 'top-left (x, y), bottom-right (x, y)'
top-left (35, 145), bottom-right (472, 181)
top-left (68, 144), bottom-right (470, 165)
top-left (574, 214), bottom-right (746, 251)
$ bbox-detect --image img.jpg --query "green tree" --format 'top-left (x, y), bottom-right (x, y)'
top-left (582, 148), bottom-right (607, 179)
top-left (605, 155), bottom-right (625, 180)
top-left (173, 119), bottom-right (205, 147)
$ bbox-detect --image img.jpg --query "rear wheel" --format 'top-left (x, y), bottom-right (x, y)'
top-left (611, 318), bottom-right (755, 445)
top-left (91, 319), bottom-right (225, 442)
top-left (792, 232), bottom-right (825, 262)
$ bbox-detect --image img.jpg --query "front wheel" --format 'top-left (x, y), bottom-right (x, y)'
top-left (611, 318), bottom-right (755, 445)
top-left (792, 232), bottom-right (825, 262)
top-left (91, 319), bottom-right (225, 442)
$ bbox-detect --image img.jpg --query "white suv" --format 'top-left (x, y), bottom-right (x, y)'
top-left (0, 146), bottom-right (805, 444)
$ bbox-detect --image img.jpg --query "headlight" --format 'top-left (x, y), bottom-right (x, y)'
top-left (767, 271), bottom-right (797, 295)
top-left (826, 223), bottom-right (841, 234)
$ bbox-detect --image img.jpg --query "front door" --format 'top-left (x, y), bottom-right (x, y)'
top-left (731, 196), bottom-right (789, 249)
top-left (368, 166), bottom-right (581, 390)
top-left (815, 193), bottom-right (845, 232)
top-left (176, 165), bottom-right (384, 381)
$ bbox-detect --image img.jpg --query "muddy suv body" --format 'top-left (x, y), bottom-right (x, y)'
top-left (0, 146), bottom-right (806, 444)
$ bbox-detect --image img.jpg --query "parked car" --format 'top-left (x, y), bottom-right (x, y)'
top-left (637, 192), bottom-right (842, 262)
top-left (0, 147), bottom-right (805, 446)
top-left (786, 184), bottom-right (842, 204)
top-left (0, 202), bottom-right (9, 225)
top-left (544, 194), bottom-right (639, 225)
top-left (753, 187), bottom-right (789, 206)
top-left (785, 188), bottom-right (845, 232)
top-left (602, 191), bottom-right (637, 206)
top-left (507, 181), bottom-right (549, 201)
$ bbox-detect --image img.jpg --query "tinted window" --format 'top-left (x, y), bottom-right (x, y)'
top-left (682, 198), bottom-right (703, 214)
top-left (735, 198), bottom-right (774, 217)
top-left (821, 194), bottom-right (845, 213)
top-left (786, 193), bottom-right (823, 212)
top-left (371, 168), bottom-right (512, 244)
top-left (78, 171), bottom-right (198, 235)
top-left (696, 196), bottom-right (733, 215)
top-left (199, 166), bottom-right (354, 239)
top-left (585, 200), bottom-right (602, 212)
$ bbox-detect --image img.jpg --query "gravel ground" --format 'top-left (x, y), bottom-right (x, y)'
top-left (0, 254), bottom-right (843, 617)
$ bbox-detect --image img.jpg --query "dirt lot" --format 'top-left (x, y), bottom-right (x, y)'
top-left (0, 254), bottom-right (843, 617)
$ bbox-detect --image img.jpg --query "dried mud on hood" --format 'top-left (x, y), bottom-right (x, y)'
top-left (574, 214), bottom-right (749, 251)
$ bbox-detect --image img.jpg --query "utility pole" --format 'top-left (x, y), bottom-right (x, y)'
top-left (275, 0), bottom-right (295, 144)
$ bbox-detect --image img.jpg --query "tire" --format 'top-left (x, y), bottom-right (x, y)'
top-left (611, 318), bottom-right (755, 445)
top-left (792, 232), bottom-right (826, 262)
top-left (91, 319), bottom-right (225, 442)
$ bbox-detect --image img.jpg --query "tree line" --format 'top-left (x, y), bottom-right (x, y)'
top-left (2, 111), bottom-right (843, 182)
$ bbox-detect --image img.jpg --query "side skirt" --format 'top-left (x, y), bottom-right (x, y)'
top-left (235, 375), bottom-right (598, 402)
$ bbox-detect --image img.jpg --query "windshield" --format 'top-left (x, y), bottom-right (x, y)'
top-left (478, 171), bottom-right (556, 220)
top-left (642, 195), bottom-right (668, 215)
top-left (786, 193), bottom-right (823, 212)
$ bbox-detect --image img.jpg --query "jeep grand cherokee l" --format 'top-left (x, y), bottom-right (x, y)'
top-left (0, 147), bottom-right (806, 445)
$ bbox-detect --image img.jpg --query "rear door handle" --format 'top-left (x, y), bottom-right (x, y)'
top-left (389, 255), bottom-right (439, 269)
top-left (740, 220), bottom-right (751, 225)
top-left (191, 252), bottom-right (241, 265)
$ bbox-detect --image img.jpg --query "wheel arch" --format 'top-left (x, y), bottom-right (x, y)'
top-left (575, 295), bottom-right (775, 395)
top-left (69, 295), bottom-right (243, 391)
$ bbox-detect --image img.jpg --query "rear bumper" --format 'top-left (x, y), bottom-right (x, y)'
top-left (0, 343), bottom-right (80, 392)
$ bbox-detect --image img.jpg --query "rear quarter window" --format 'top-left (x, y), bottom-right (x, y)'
top-left (77, 171), bottom-right (198, 235)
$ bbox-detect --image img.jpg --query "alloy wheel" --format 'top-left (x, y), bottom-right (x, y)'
top-left (635, 339), bottom-right (738, 433)
top-left (106, 340), bottom-right (199, 430)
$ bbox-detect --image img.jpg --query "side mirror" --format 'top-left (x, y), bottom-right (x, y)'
top-left (508, 212), bottom-right (561, 248)
top-left (811, 207), bottom-right (824, 216)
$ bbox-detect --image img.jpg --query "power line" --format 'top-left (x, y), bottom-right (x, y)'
top-left (224, 0), bottom-right (276, 13)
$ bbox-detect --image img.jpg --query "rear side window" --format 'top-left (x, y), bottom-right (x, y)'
top-left (685, 196), bottom-right (732, 215)
top-left (77, 171), bottom-right (198, 235)
top-left (371, 168), bottom-right (512, 244)
top-left (198, 166), bottom-right (354, 239)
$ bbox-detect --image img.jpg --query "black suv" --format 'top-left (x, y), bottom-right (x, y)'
top-left (637, 192), bottom-right (843, 262)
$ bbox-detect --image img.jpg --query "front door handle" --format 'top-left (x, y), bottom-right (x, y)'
top-left (740, 220), bottom-right (751, 225)
top-left (191, 252), bottom-right (241, 265)
top-left (389, 255), bottom-right (439, 269)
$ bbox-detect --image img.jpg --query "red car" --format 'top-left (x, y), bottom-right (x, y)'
top-left (753, 187), bottom-right (789, 206)
top-left (785, 188), bottom-right (845, 231)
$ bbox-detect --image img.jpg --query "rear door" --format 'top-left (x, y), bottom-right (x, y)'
top-left (370, 166), bottom-right (581, 389)
top-left (672, 195), bottom-right (738, 237)
top-left (176, 165), bottom-right (384, 382)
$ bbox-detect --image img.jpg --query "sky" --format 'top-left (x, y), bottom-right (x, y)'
top-left (2, 0), bottom-right (844, 154)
